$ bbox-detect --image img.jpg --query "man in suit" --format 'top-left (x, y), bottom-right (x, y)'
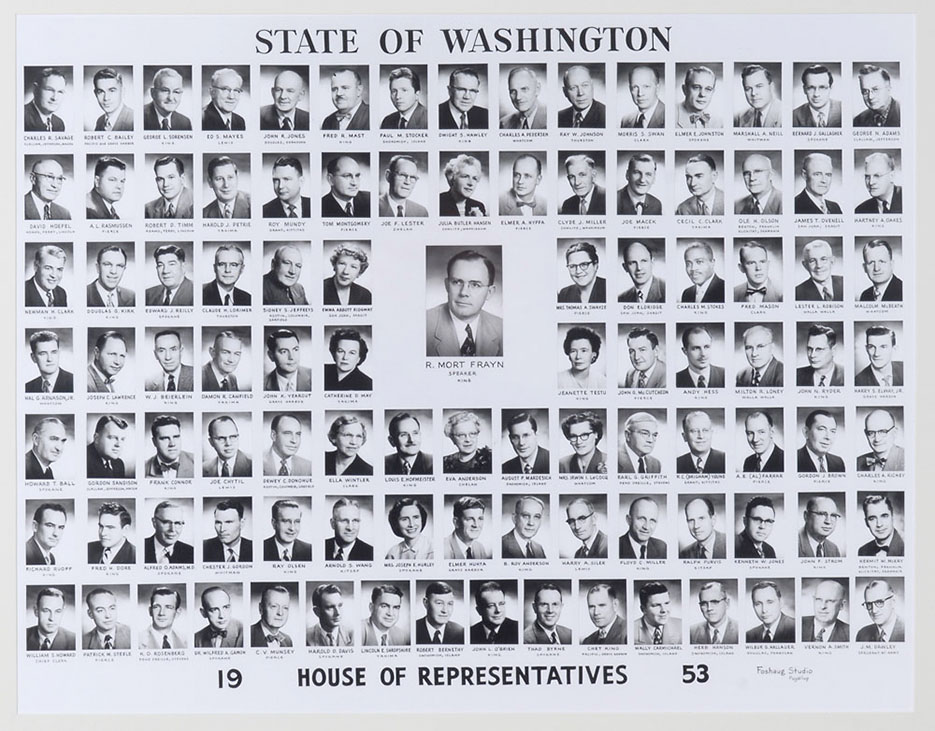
top-left (203, 156), bottom-right (250, 218)
top-left (618, 153), bottom-right (662, 215)
top-left (145, 244), bottom-right (193, 306)
top-left (502, 496), bottom-right (547, 559)
top-left (860, 238), bottom-right (903, 302)
top-left (380, 66), bottom-right (427, 129)
top-left (263, 155), bottom-right (310, 218)
top-left (855, 64), bottom-right (901, 127)
top-left (798, 410), bottom-right (846, 473)
top-left (690, 582), bottom-right (739, 645)
top-left (86, 156), bottom-right (126, 219)
top-left (560, 154), bottom-right (605, 215)
top-left (379, 154), bottom-right (429, 217)
top-left (322, 68), bottom-right (369, 130)
top-left (361, 585), bottom-right (409, 646)
top-left (26, 245), bottom-right (68, 309)
top-left (558, 241), bottom-right (605, 303)
top-left (203, 244), bottom-right (250, 306)
top-left (264, 413), bottom-right (312, 477)
top-left (735, 496), bottom-right (778, 559)
top-left (634, 582), bottom-right (681, 644)
top-left (737, 326), bottom-right (784, 387)
top-left (676, 65), bottom-right (723, 129)
top-left (204, 415), bottom-right (252, 477)
top-left (741, 411), bottom-right (785, 473)
top-left (677, 411), bottom-right (726, 474)
top-left (86, 415), bottom-right (129, 479)
top-left (679, 497), bottom-right (727, 559)
top-left (799, 496), bottom-right (843, 557)
top-left (140, 587), bottom-right (187, 650)
top-left (88, 245), bottom-right (134, 308)
top-left (734, 241), bottom-right (781, 303)
top-left (26, 503), bottom-right (67, 566)
top-left (26, 588), bottom-right (76, 651)
top-left (88, 501), bottom-right (136, 565)
top-left (797, 324), bottom-right (844, 387)
top-left (501, 66), bottom-right (546, 129)
top-left (499, 153), bottom-right (546, 216)
top-left (439, 67), bottom-right (488, 129)
top-left (144, 156), bottom-right (193, 219)
top-left (470, 581), bottom-right (519, 644)
top-left (26, 330), bottom-right (73, 393)
top-left (416, 582), bottom-right (465, 645)
top-left (582, 584), bottom-right (626, 644)
top-left (558, 64), bottom-right (605, 128)
top-left (439, 154), bottom-right (487, 217)
top-left (803, 580), bottom-right (850, 643)
top-left (145, 414), bottom-right (195, 479)
top-left (145, 329), bottom-right (194, 392)
top-left (619, 241), bottom-right (665, 303)
top-left (194, 587), bottom-right (244, 648)
top-left (794, 152), bottom-right (842, 214)
top-left (524, 583), bottom-right (572, 644)
top-left (444, 496), bottom-right (490, 560)
top-left (746, 581), bottom-right (795, 643)
top-left (203, 499), bottom-right (253, 563)
top-left (622, 328), bottom-right (665, 389)
top-left (91, 67), bottom-right (133, 131)
top-left (795, 239), bottom-right (844, 301)
top-left (264, 328), bottom-right (312, 392)
top-left (619, 414), bottom-right (662, 474)
top-left (25, 417), bottom-right (67, 481)
top-left (250, 586), bottom-right (293, 648)
top-left (307, 584), bottom-right (354, 646)
top-left (384, 412), bottom-right (433, 475)
top-left (676, 326), bottom-right (725, 389)
top-left (426, 249), bottom-right (502, 357)
top-left (25, 158), bottom-right (71, 220)
top-left (87, 330), bottom-right (128, 393)
top-left (321, 155), bottom-right (370, 217)
top-left (565, 498), bottom-right (607, 559)
top-left (25, 68), bottom-right (67, 132)
top-left (201, 329), bottom-right (245, 392)
top-left (621, 65), bottom-right (665, 128)
top-left (856, 152), bottom-right (902, 214)
top-left (676, 154), bottom-right (724, 215)
top-left (680, 241), bottom-right (724, 303)
top-left (857, 326), bottom-right (904, 388)
top-left (856, 580), bottom-right (904, 642)
top-left (82, 588), bottom-right (131, 650)
top-left (144, 501), bottom-right (194, 565)
top-left (736, 153), bottom-right (782, 214)
top-left (859, 495), bottom-right (905, 557)
top-left (143, 67), bottom-right (192, 131)
top-left (203, 68), bottom-right (246, 131)
top-left (792, 64), bottom-right (842, 128)
top-left (502, 412), bottom-right (550, 474)
top-left (261, 69), bottom-right (309, 130)
top-left (263, 244), bottom-right (308, 304)
top-left (858, 409), bottom-right (905, 473)
top-left (264, 499), bottom-right (312, 562)
top-left (734, 64), bottom-right (781, 127)
top-left (619, 497), bottom-right (667, 559)
top-left (325, 498), bottom-right (373, 561)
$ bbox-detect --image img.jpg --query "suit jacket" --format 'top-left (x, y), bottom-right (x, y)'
top-left (560, 185), bottom-right (606, 215)
top-left (679, 531), bottom-right (727, 559)
top-left (263, 536), bottom-right (312, 562)
top-left (557, 277), bottom-right (606, 304)
top-left (582, 617), bottom-right (626, 645)
top-left (25, 277), bottom-right (67, 307)
top-left (502, 447), bottom-right (550, 474)
top-left (324, 451), bottom-right (372, 476)
top-left (856, 186), bottom-right (902, 215)
top-left (380, 103), bottom-right (427, 130)
top-left (557, 99), bottom-right (606, 128)
top-left (426, 304), bottom-right (503, 357)
top-left (322, 102), bottom-right (369, 130)
top-left (798, 529), bottom-right (841, 558)
top-left (855, 361), bottom-right (904, 388)
top-left (675, 365), bottom-right (725, 388)
top-left (735, 531), bottom-right (777, 559)
top-left (573, 530), bottom-right (608, 559)
top-left (794, 188), bottom-right (842, 214)
top-left (499, 190), bottom-right (547, 216)
top-left (470, 617), bottom-right (519, 644)
top-left (26, 625), bottom-right (76, 651)
top-left (443, 533), bottom-right (490, 560)
top-left (796, 446), bottom-right (845, 473)
top-left (680, 274), bottom-right (725, 303)
top-left (689, 618), bottom-right (739, 645)
top-left (323, 277), bottom-right (371, 306)
top-left (25, 536), bottom-right (55, 565)
top-left (194, 619), bottom-right (244, 649)
top-left (144, 451), bottom-right (195, 479)
top-left (857, 617), bottom-right (905, 642)
top-left (624, 363), bottom-right (666, 389)
top-left (143, 102), bottom-right (192, 131)
top-left (145, 277), bottom-right (194, 306)
top-left (265, 366), bottom-right (312, 392)
top-left (202, 282), bottom-right (251, 306)
top-left (676, 449), bottom-right (726, 474)
top-left (384, 451), bottom-right (433, 475)
top-left (262, 196), bottom-right (311, 218)
top-left (619, 534), bottom-right (667, 559)
top-left (203, 192), bottom-right (251, 219)
top-left (201, 363), bottom-right (239, 391)
top-left (25, 368), bottom-right (74, 393)
top-left (501, 531), bottom-right (546, 559)
top-left (321, 191), bottom-right (371, 218)
top-left (24, 101), bottom-right (65, 132)
top-left (139, 626), bottom-right (186, 650)
top-left (83, 623), bottom-right (131, 650)
top-left (617, 450), bottom-right (662, 474)
top-left (360, 621), bottom-right (408, 646)
top-left (144, 536), bottom-right (194, 564)
top-left (260, 104), bottom-right (310, 131)
top-left (633, 617), bottom-right (682, 644)
top-left (558, 448), bottom-right (606, 474)
top-left (735, 190), bottom-right (782, 215)
top-left (203, 103), bottom-right (245, 131)
top-left (620, 101), bottom-right (665, 128)
top-left (676, 188), bottom-right (724, 216)
top-left (733, 280), bottom-right (782, 303)
top-left (144, 187), bottom-right (194, 219)
top-left (796, 363), bottom-right (844, 387)
top-left (854, 98), bottom-right (901, 127)
top-left (86, 444), bottom-right (126, 479)
top-left (24, 192), bottom-right (70, 220)
top-left (307, 623), bottom-right (354, 647)
top-left (735, 103), bottom-right (782, 128)
top-left (858, 530), bottom-right (905, 557)
top-left (857, 445), bottom-right (905, 472)
top-left (792, 99), bottom-right (842, 127)
top-left (86, 188), bottom-right (121, 219)
top-left (746, 613), bottom-right (796, 643)
top-left (523, 622), bottom-right (572, 644)
top-left (802, 616), bottom-right (849, 643)
top-left (88, 539), bottom-right (136, 564)
top-left (250, 621), bottom-right (293, 648)
top-left (617, 187), bottom-right (663, 215)
top-left (741, 446), bottom-right (785, 473)
top-left (859, 276), bottom-right (903, 302)
top-left (618, 277), bottom-right (665, 303)
top-left (263, 448), bottom-right (312, 477)
top-left (500, 105), bottom-right (548, 129)
top-left (736, 358), bottom-right (784, 387)
top-left (95, 105), bottom-right (134, 132)
top-left (87, 281), bottom-right (134, 308)
top-left (145, 364), bottom-right (194, 392)
top-left (25, 450), bottom-right (54, 480)
top-left (203, 450), bottom-right (252, 477)
top-left (378, 192), bottom-right (429, 217)
top-left (795, 275), bottom-right (845, 302)
top-left (203, 536), bottom-right (253, 563)
top-left (415, 618), bottom-right (465, 645)
top-left (324, 537), bottom-right (373, 561)
top-left (439, 190), bottom-right (486, 217)
top-left (438, 102), bottom-right (488, 130)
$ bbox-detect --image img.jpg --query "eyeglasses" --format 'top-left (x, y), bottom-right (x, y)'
top-left (33, 173), bottom-right (67, 184)
top-left (567, 261), bottom-right (594, 272)
top-left (394, 172), bottom-right (420, 182)
top-left (452, 86), bottom-right (480, 95)
top-left (807, 510), bottom-right (842, 521)
top-left (565, 513), bottom-right (594, 526)
top-left (747, 516), bottom-right (775, 525)
top-left (447, 278), bottom-right (489, 291)
top-left (213, 86), bottom-right (244, 95)
top-left (698, 598), bottom-right (726, 608)
top-left (864, 426), bottom-right (896, 438)
top-left (862, 595), bottom-right (894, 610)
top-left (568, 432), bottom-right (594, 442)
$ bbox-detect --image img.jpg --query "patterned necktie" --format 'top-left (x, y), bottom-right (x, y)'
top-left (41, 638), bottom-right (51, 651)
top-left (221, 460), bottom-right (230, 478)
top-left (523, 463), bottom-right (532, 475)
top-left (636, 112), bottom-right (645, 128)
top-left (653, 627), bottom-right (663, 645)
top-left (380, 634), bottom-right (388, 646)
top-left (879, 627), bottom-right (887, 642)
top-left (100, 547), bottom-right (110, 564)
top-left (637, 289), bottom-right (644, 302)
top-left (345, 201), bottom-right (353, 216)
top-left (578, 197), bottom-right (587, 215)
top-left (762, 627), bottom-right (772, 642)
top-left (287, 204), bottom-right (297, 218)
top-left (521, 116), bottom-right (529, 130)
top-left (460, 112), bottom-right (467, 129)
top-left (46, 117), bottom-right (53, 132)
top-left (167, 374), bottom-right (176, 392)
top-left (550, 631), bottom-right (559, 644)
top-left (461, 324), bottom-right (476, 356)
top-left (220, 377), bottom-right (229, 391)
top-left (712, 628), bottom-right (720, 644)
top-left (281, 549), bottom-right (290, 562)
top-left (525, 542), bottom-right (535, 559)
top-left (160, 548), bottom-right (171, 565)
top-left (697, 374), bottom-right (706, 389)
top-left (163, 288), bottom-right (172, 306)
top-left (279, 459), bottom-right (289, 476)
top-left (818, 456), bottom-right (827, 473)
top-left (326, 632), bottom-right (335, 646)
top-left (107, 291), bottom-right (116, 307)
top-left (817, 112), bottom-right (825, 127)
top-left (823, 287), bottom-right (833, 302)
top-left (43, 202), bottom-right (52, 220)
top-left (696, 457), bottom-right (704, 473)
top-left (433, 630), bottom-right (441, 644)
top-left (42, 379), bottom-right (51, 393)
top-left (690, 112), bottom-right (709, 127)
top-left (818, 375), bottom-right (827, 387)
top-left (162, 635), bottom-right (171, 649)
top-left (816, 542), bottom-right (824, 558)
top-left (281, 117), bottom-right (292, 130)
top-left (573, 111), bottom-right (583, 127)
top-left (226, 548), bottom-right (236, 563)
top-left (224, 118), bottom-right (231, 131)
top-left (752, 369), bottom-right (761, 387)
top-left (104, 635), bottom-right (113, 650)
top-left (165, 202), bottom-right (175, 218)
top-left (638, 371), bottom-right (647, 388)
top-left (223, 203), bottom-right (232, 219)
top-left (816, 627), bottom-right (825, 642)
top-left (334, 546), bottom-right (344, 561)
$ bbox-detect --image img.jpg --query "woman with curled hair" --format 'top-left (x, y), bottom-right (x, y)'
top-left (442, 410), bottom-right (492, 474)
top-left (385, 497), bottom-right (433, 560)
top-left (323, 243), bottom-right (371, 306)
top-left (325, 414), bottom-right (373, 476)
top-left (558, 325), bottom-right (604, 390)
top-left (324, 328), bottom-right (372, 391)
top-left (439, 154), bottom-right (487, 217)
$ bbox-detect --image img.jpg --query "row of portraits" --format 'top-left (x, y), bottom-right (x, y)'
top-left (23, 62), bottom-right (904, 134)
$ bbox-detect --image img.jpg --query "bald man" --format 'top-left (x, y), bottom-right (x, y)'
top-left (260, 69), bottom-right (310, 131)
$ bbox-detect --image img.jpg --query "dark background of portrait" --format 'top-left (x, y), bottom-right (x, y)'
top-left (500, 408), bottom-right (550, 463)
top-left (854, 320), bottom-right (904, 373)
top-left (200, 64), bottom-right (252, 113)
top-left (497, 63), bottom-right (547, 119)
top-left (261, 152), bottom-right (310, 202)
top-left (201, 152), bottom-right (252, 205)
top-left (438, 63), bottom-right (489, 110)
top-left (795, 319), bottom-right (845, 370)
top-left (558, 492), bottom-right (607, 559)
top-left (24, 64), bottom-right (74, 110)
top-left (734, 408), bottom-right (785, 469)
top-left (733, 321), bottom-right (784, 374)
top-left (556, 321), bottom-right (606, 385)
top-left (263, 495), bottom-right (313, 545)
top-left (791, 61), bottom-right (843, 109)
top-left (192, 581), bottom-right (244, 636)
top-left (521, 578), bottom-right (573, 637)
top-left (676, 237), bottom-right (725, 292)
top-left (320, 151), bottom-right (371, 196)
top-left (323, 239), bottom-right (373, 301)
top-left (415, 578), bottom-right (467, 630)
top-left (438, 150), bottom-right (490, 206)
top-left (383, 408), bottom-right (434, 461)
top-left (796, 406), bottom-right (847, 454)
top-left (136, 582), bottom-right (188, 636)
top-left (675, 61), bottom-right (726, 123)
top-left (87, 241), bottom-right (135, 292)
top-left (557, 149), bottom-right (605, 199)
top-left (143, 411), bottom-right (195, 468)
top-left (617, 62), bottom-right (666, 118)
top-left (79, 583), bottom-right (131, 636)
top-left (24, 498), bottom-right (76, 563)
top-left (23, 327), bottom-right (74, 383)
top-left (732, 237), bottom-right (783, 294)
top-left (557, 407), bottom-right (607, 461)
top-left (200, 325), bottom-right (252, 391)
top-left (248, 580), bottom-right (301, 642)
top-left (259, 64), bottom-right (311, 116)
top-left (305, 579), bottom-right (355, 639)
top-left (796, 490), bottom-right (848, 555)
top-left (323, 409), bottom-right (375, 468)
top-left (743, 576), bottom-right (796, 631)
top-left (142, 64), bottom-right (193, 120)
top-left (84, 152), bottom-right (136, 213)
top-left (425, 244), bottom-right (504, 317)
top-left (792, 148), bottom-right (843, 199)
top-left (262, 324), bottom-right (312, 378)
top-left (854, 235), bottom-right (903, 297)
top-left (631, 578), bottom-right (682, 625)
top-left (261, 240), bottom-right (314, 300)
top-left (676, 492), bottom-right (727, 555)
top-left (144, 326), bottom-right (195, 385)
top-left (201, 411), bottom-right (253, 467)
top-left (618, 237), bottom-right (667, 300)
top-left (24, 584), bottom-right (76, 632)
top-left (557, 236), bottom-right (605, 300)
top-left (378, 64), bottom-right (429, 124)
top-left (360, 579), bottom-right (410, 637)
top-left (318, 65), bottom-right (370, 119)
top-left (24, 241), bottom-right (74, 286)
top-left (618, 411), bottom-right (671, 472)
top-left (85, 412), bottom-right (136, 477)
top-left (144, 240), bottom-right (195, 293)
top-left (377, 150), bottom-right (429, 205)
top-left (733, 492), bottom-right (786, 556)
top-left (201, 495), bottom-right (253, 542)
top-left (732, 61), bottom-right (783, 111)
top-left (576, 578), bottom-right (627, 639)
top-left (673, 149), bottom-right (724, 199)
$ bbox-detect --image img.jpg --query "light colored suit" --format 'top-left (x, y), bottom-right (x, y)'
top-left (735, 103), bottom-right (782, 128)
top-left (623, 362), bottom-right (666, 389)
top-left (83, 623), bottom-right (132, 649)
top-left (633, 617), bottom-right (682, 644)
top-left (263, 447), bottom-right (312, 476)
top-left (443, 533), bottom-right (490, 560)
top-left (426, 304), bottom-right (502, 357)
top-left (378, 193), bottom-right (428, 217)
top-left (733, 280), bottom-right (782, 303)
top-left (689, 618), bottom-right (739, 644)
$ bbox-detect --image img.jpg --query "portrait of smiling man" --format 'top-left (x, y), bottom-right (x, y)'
top-left (203, 415), bottom-right (252, 477)
top-left (676, 410), bottom-right (725, 474)
top-left (416, 581), bottom-right (464, 645)
top-left (86, 156), bottom-right (127, 219)
top-left (501, 66), bottom-right (546, 129)
top-left (560, 154), bottom-right (605, 215)
top-left (797, 410), bottom-right (845, 473)
top-left (144, 156), bottom-right (193, 219)
top-left (502, 412), bottom-right (550, 475)
top-left (25, 67), bottom-right (67, 132)
top-left (795, 239), bottom-right (843, 301)
top-left (502, 495), bottom-right (547, 559)
top-left (260, 69), bottom-right (308, 131)
top-left (619, 241), bottom-right (665, 303)
top-left (621, 65), bottom-right (664, 128)
top-left (26, 330), bottom-right (74, 394)
top-left (524, 582), bottom-right (572, 644)
top-left (618, 153), bottom-right (662, 215)
top-left (676, 65), bottom-right (722, 128)
top-left (793, 64), bottom-right (841, 128)
top-left (88, 245), bottom-right (134, 308)
top-left (322, 67), bottom-right (369, 130)
top-left (439, 66), bottom-right (488, 130)
top-left (203, 67), bottom-right (246, 131)
top-left (795, 152), bottom-right (841, 214)
top-left (734, 64), bottom-right (781, 128)
top-left (145, 244), bottom-right (193, 307)
top-left (25, 158), bottom-right (71, 220)
top-left (143, 67), bottom-right (192, 131)
top-left (203, 156), bottom-right (250, 219)
top-left (558, 65), bottom-right (605, 128)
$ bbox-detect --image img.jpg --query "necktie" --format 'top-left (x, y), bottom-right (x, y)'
top-left (752, 369), bottom-right (761, 386)
top-left (699, 544), bottom-right (707, 558)
top-left (762, 628), bottom-right (772, 642)
top-left (104, 117), bottom-right (113, 131)
top-left (756, 545), bottom-right (764, 558)
top-left (46, 117), bottom-right (53, 132)
top-left (460, 112), bottom-right (467, 129)
top-left (879, 628), bottom-right (887, 642)
top-left (286, 204), bottom-right (297, 218)
top-left (818, 375), bottom-right (827, 387)
top-left (161, 119), bottom-right (169, 131)
top-left (281, 117), bottom-right (292, 130)
top-left (521, 116), bottom-right (529, 130)
top-left (41, 638), bottom-right (50, 651)
top-left (45, 553), bottom-right (52, 565)
top-left (212, 630), bottom-right (226, 648)
top-left (167, 374), bottom-right (176, 391)
top-left (226, 548), bottom-right (236, 562)
top-left (573, 111), bottom-right (583, 127)
top-left (638, 456), bottom-right (647, 474)
top-left (220, 377), bottom-right (229, 391)
top-left (756, 454), bottom-right (763, 472)
top-left (101, 547), bottom-right (110, 564)
top-left (461, 324), bottom-right (476, 356)
top-left (874, 112), bottom-right (885, 127)
top-left (525, 542), bottom-right (535, 559)
top-left (266, 634), bottom-right (280, 646)
top-left (746, 287), bottom-right (767, 301)
top-left (42, 379), bottom-right (51, 393)
top-left (398, 115), bottom-right (407, 130)
top-left (523, 463), bottom-right (532, 475)
top-left (279, 459), bottom-right (289, 476)
top-left (754, 110), bottom-right (763, 127)
top-left (465, 546), bottom-right (474, 560)
top-left (281, 549), bottom-right (290, 561)
top-left (44, 467), bottom-right (53, 479)
top-left (107, 292), bottom-right (116, 307)
top-left (636, 289), bottom-right (644, 302)
top-left (287, 288), bottom-right (295, 304)
top-left (159, 461), bottom-right (179, 475)
top-left (818, 456), bottom-right (827, 473)
top-left (104, 377), bottom-right (115, 393)
top-left (396, 204), bottom-right (404, 217)
top-left (697, 375), bottom-right (706, 388)
top-left (43, 203), bottom-right (52, 220)
top-left (224, 118), bottom-right (231, 131)
top-left (345, 201), bottom-right (353, 216)
top-left (653, 627), bottom-right (663, 645)
top-left (712, 628), bottom-right (720, 644)
top-left (638, 371), bottom-right (647, 388)
top-left (433, 630), bottom-right (441, 644)
top-left (822, 287), bottom-right (833, 302)
top-left (699, 200), bottom-right (709, 216)
top-left (882, 375), bottom-right (892, 387)
top-left (576, 544), bottom-right (588, 559)
top-left (402, 459), bottom-right (412, 475)
top-left (639, 544), bottom-right (646, 559)
top-left (598, 628), bottom-right (607, 640)
top-left (104, 635), bottom-right (113, 650)
top-left (162, 635), bottom-right (171, 649)
top-left (224, 293), bottom-right (231, 306)
top-left (816, 627), bottom-right (825, 642)
top-left (223, 203), bottom-right (232, 219)
top-left (636, 112), bottom-right (645, 128)
top-left (334, 546), bottom-right (344, 561)
top-left (880, 201), bottom-right (890, 214)
top-left (635, 201), bottom-right (644, 216)
top-left (327, 632), bottom-right (335, 646)
top-left (696, 457), bottom-right (704, 473)
top-left (690, 112), bottom-right (709, 127)
top-left (816, 542), bottom-right (825, 558)
top-left (163, 288), bottom-right (172, 306)
top-left (221, 460), bottom-right (230, 477)
top-left (380, 634), bottom-right (388, 646)
top-left (817, 111), bottom-right (825, 127)
top-left (102, 459), bottom-right (113, 476)
top-left (165, 202), bottom-right (175, 218)
top-left (160, 548), bottom-right (171, 565)
top-left (578, 196), bottom-right (588, 215)
top-left (753, 198), bottom-right (762, 214)
top-left (550, 631), bottom-right (559, 644)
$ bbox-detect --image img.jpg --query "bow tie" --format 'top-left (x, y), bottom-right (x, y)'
top-left (265, 634), bottom-right (280, 643)
top-left (690, 111), bottom-right (710, 124)
top-left (864, 455), bottom-right (887, 468)
top-left (875, 543), bottom-right (890, 553)
top-left (159, 461), bottom-right (180, 473)
top-left (210, 628), bottom-right (228, 638)
top-left (515, 199), bottom-right (536, 208)
top-left (334, 112), bottom-right (352, 122)
top-left (746, 287), bottom-right (767, 296)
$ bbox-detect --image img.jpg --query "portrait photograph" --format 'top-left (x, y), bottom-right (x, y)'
top-left (25, 584), bottom-right (77, 652)
top-left (558, 493), bottom-right (608, 560)
top-left (383, 409), bottom-right (435, 477)
top-left (142, 411), bottom-right (195, 481)
top-left (78, 584), bottom-right (132, 650)
top-left (851, 62), bottom-right (901, 128)
top-left (320, 152), bottom-right (372, 219)
top-left (855, 236), bottom-right (903, 303)
top-left (733, 149), bottom-right (784, 215)
top-left (743, 577), bottom-right (796, 643)
top-left (557, 322), bottom-right (606, 391)
top-left (618, 322), bottom-right (667, 390)
top-left (854, 320), bottom-right (904, 388)
top-left (732, 238), bottom-right (783, 304)
top-left (200, 65), bottom-right (251, 132)
top-left (414, 579), bottom-right (467, 645)
top-left (618, 411), bottom-right (670, 474)
top-left (24, 242), bottom-right (73, 309)
top-left (617, 150), bottom-right (666, 215)
top-left (201, 153), bottom-right (252, 220)
top-left (258, 65), bottom-right (311, 131)
top-left (617, 62), bottom-right (665, 129)
top-left (324, 410), bottom-right (375, 477)
top-left (142, 153), bottom-right (195, 221)
top-left (200, 241), bottom-right (252, 307)
top-left (795, 320), bottom-right (845, 387)
top-left (248, 581), bottom-right (301, 649)
top-left (498, 64), bottom-right (548, 130)
top-left (25, 498), bottom-right (76, 566)
top-left (556, 238), bottom-right (605, 305)
top-left (438, 150), bottom-right (491, 218)
top-left (674, 322), bottom-right (725, 389)
top-left (673, 150), bottom-right (725, 216)
top-left (377, 151), bottom-right (430, 218)
top-left (200, 496), bottom-right (254, 564)
top-left (855, 406), bottom-right (905, 473)
top-left (261, 153), bottom-right (311, 219)
top-left (440, 409), bottom-right (493, 475)
top-left (262, 240), bottom-right (313, 307)
top-left (262, 324), bottom-right (313, 393)
top-left (557, 62), bottom-right (606, 130)
top-left (86, 242), bottom-right (136, 308)
top-left (791, 62), bottom-right (843, 128)
top-left (734, 408), bottom-right (786, 475)
top-left (557, 150), bottom-right (606, 216)
top-left (437, 64), bottom-right (490, 131)
top-left (733, 321), bottom-right (785, 387)
top-left (323, 324), bottom-right (372, 392)
top-left (83, 65), bottom-right (134, 132)
top-left (577, 580), bottom-right (627, 645)
top-left (676, 493), bottom-right (728, 560)
top-left (500, 408), bottom-right (550, 476)
top-left (144, 241), bottom-right (195, 307)
top-left (142, 65), bottom-right (194, 132)
top-left (854, 576), bottom-right (905, 642)
top-left (797, 490), bottom-right (848, 558)
top-left (359, 580), bottom-right (411, 646)
top-left (261, 411), bottom-right (313, 478)
top-left (853, 148), bottom-right (903, 215)
top-left (522, 579), bottom-right (574, 645)
top-left (24, 66), bottom-right (73, 133)
top-left (733, 493), bottom-right (786, 559)
top-left (500, 493), bottom-right (551, 560)
top-left (263, 496), bottom-right (313, 562)
top-left (676, 237), bottom-right (726, 304)
top-left (732, 62), bottom-right (782, 129)
top-left (142, 497), bottom-right (195, 566)
top-left (24, 154), bottom-right (74, 221)
top-left (378, 64), bottom-right (429, 131)
top-left (85, 413), bottom-right (137, 480)
top-left (192, 582), bottom-right (244, 649)
top-left (24, 327), bottom-right (74, 395)
top-left (688, 578), bottom-right (739, 645)
top-left (443, 494), bottom-right (493, 560)
top-left (631, 578), bottom-right (682, 645)
top-left (201, 325), bottom-right (253, 392)
top-left (201, 411), bottom-right (254, 479)
top-left (557, 408), bottom-right (609, 475)
top-left (498, 150), bottom-right (548, 217)
top-left (305, 580), bottom-right (356, 648)
top-left (675, 407), bottom-right (726, 474)
top-left (143, 326), bottom-right (194, 393)
top-left (800, 577), bottom-right (851, 642)
top-left (856, 492), bottom-right (905, 557)
top-left (796, 407), bottom-right (848, 474)
top-left (794, 236), bottom-right (845, 303)
top-left (792, 149), bottom-right (844, 215)
top-left (84, 153), bottom-right (134, 221)
top-left (86, 326), bottom-right (135, 394)
top-left (319, 65), bottom-right (371, 131)
top-left (323, 240), bottom-right (373, 307)
top-left (617, 238), bottom-right (666, 304)
top-left (674, 62), bottom-right (725, 129)
top-left (136, 583), bottom-right (188, 650)
top-left (384, 494), bottom-right (435, 562)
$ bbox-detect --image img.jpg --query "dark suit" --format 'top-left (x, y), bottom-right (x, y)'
top-left (690, 618), bottom-right (739, 645)
top-left (794, 189), bottom-right (842, 214)
top-left (87, 282), bottom-right (134, 308)
top-left (26, 625), bottom-right (75, 651)
top-left (859, 276), bottom-right (903, 302)
top-left (144, 451), bottom-right (195, 479)
top-left (501, 531), bottom-right (546, 559)
top-left (25, 277), bottom-right (67, 307)
top-left (324, 451), bottom-right (372, 476)
top-left (202, 282), bottom-right (251, 306)
top-left (201, 363), bottom-right (239, 392)
top-left (323, 277), bottom-right (371, 306)
top-left (86, 444), bottom-right (126, 479)
top-left (380, 103), bottom-right (427, 130)
top-left (560, 185), bottom-right (606, 215)
top-left (619, 535), bottom-right (667, 559)
top-left (679, 531), bottom-right (727, 559)
top-left (145, 277), bottom-right (194, 306)
top-left (25, 450), bottom-right (54, 480)
top-left (573, 530), bottom-right (608, 559)
top-left (856, 186), bottom-right (902, 215)
top-left (676, 449), bottom-right (726, 474)
top-left (415, 618), bottom-right (464, 644)
top-left (95, 105), bottom-right (134, 132)
top-left (439, 191), bottom-right (486, 217)
top-left (854, 99), bottom-right (901, 127)
top-left (858, 530), bottom-right (904, 557)
top-left (24, 101), bottom-right (65, 132)
top-left (794, 275), bottom-right (844, 301)
top-left (143, 102), bottom-right (192, 131)
top-left (203, 536), bottom-right (253, 563)
top-left (618, 277), bottom-right (665, 303)
top-left (855, 361), bottom-right (903, 387)
top-left (26, 536), bottom-right (55, 565)
top-left (321, 191), bottom-right (371, 218)
top-left (250, 621), bottom-right (293, 648)
top-left (675, 365), bottom-right (725, 388)
top-left (86, 188), bottom-right (121, 219)
top-left (144, 364), bottom-right (194, 392)
top-left (617, 187), bottom-right (662, 215)
top-left (737, 358), bottom-right (784, 387)
top-left (263, 536), bottom-right (312, 562)
top-left (680, 274), bottom-right (725, 303)
top-left (322, 102), bottom-right (369, 130)
top-left (194, 619), bottom-right (244, 648)
top-left (582, 617), bottom-right (626, 645)
top-left (796, 446), bottom-right (845, 473)
top-left (324, 537), bottom-right (373, 561)
top-left (741, 447), bottom-right (785, 473)
top-left (735, 531), bottom-right (777, 559)
top-left (557, 100), bottom-right (606, 128)
top-left (144, 536), bottom-right (194, 564)
top-left (203, 192), bottom-right (251, 219)
top-left (557, 278), bottom-right (605, 304)
top-left (262, 196), bottom-right (311, 218)
top-left (438, 102), bottom-right (488, 130)
top-left (746, 613), bottom-right (796, 643)
top-left (802, 616), bottom-right (849, 642)
top-left (857, 617), bottom-right (905, 642)
top-left (502, 447), bottom-right (550, 474)
top-left (88, 539), bottom-right (136, 564)
top-left (795, 363), bottom-right (844, 387)
top-left (24, 193), bottom-right (70, 220)
top-left (260, 105), bottom-right (310, 131)
top-left (470, 617), bottom-right (519, 644)
top-left (202, 103), bottom-right (245, 131)
top-left (384, 451), bottom-right (433, 475)
top-left (25, 368), bottom-right (73, 393)
top-left (618, 450), bottom-right (662, 474)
